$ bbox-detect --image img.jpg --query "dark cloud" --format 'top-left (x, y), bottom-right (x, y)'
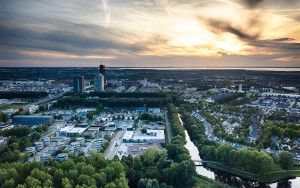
top-left (204, 17), bottom-right (300, 60)
top-left (205, 19), bottom-right (259, 40)
top-left (0, 25), bottom-right (146, 56)
top-left (241, 0), bottom-right (264, 8)
top-left (273, 38), bottom-right (295, 42)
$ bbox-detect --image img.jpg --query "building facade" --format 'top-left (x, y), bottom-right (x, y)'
top-left (12, 115), bottom-right (54, 127)
top-left (73, 76), bottom-right (84, 93)
top-left (94, 74), bottom-right (105, 92)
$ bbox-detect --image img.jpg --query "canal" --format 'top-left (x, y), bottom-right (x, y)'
top-left (184, 130), bottom-right (300, 188)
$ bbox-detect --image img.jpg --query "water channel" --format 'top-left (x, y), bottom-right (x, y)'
top-left (184, 130), bottom-right (300, 188)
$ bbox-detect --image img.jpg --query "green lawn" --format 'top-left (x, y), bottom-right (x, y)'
top-left (0, 103), bottom-right (23, 110)
top-left (194, 175), bottom-right (232, 188)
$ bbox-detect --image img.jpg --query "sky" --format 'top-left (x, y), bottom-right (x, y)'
top-left (0, 0), bottom-right (300, 67)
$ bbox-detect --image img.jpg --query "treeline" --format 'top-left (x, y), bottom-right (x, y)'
top-left (140, 113), bottom-right (163, 122)
top-left (267, 111), bottom-right (300, 124)
top-left (53, 96), bottom-right (173, 109)
top-left (200, 144), bottom-right (277, 174)
top-left (229, 93), bottom-right (258, 106)
top-left (0, 91), bottom-right (48, 99)
top-left (53, 96), bottom-right (102, 109)
top-left (0, 125), bottom-right (49, 163)
top-left (0, 152), bottom-right (128, 188)
top-left (215, 93), bottom-right (245, 104)
top-left (167, 104), bottom-right (185, 140)
top-left (179, 106), bottom-right (294, 177)
top-left (71, 92), bottom-right (169, 98)
top-left (179, 107), bottom-right (206, 146)
top-left (0, 111), bottom-right (9, 123)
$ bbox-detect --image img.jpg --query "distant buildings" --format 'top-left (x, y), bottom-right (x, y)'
top-left (12, 115), bottom-right (54, 127)
top-left (73, 76), bottom-right (84, 93)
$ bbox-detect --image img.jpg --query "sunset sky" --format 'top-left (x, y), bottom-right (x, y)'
top-left (1, 0), bottom-right (300, 67)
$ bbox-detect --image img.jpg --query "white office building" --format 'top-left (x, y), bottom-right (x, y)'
top-left (94, 74), bottom-right (105, 92)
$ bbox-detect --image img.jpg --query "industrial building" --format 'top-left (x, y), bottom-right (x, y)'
top-left (122, 130), bottom-right (165, 144)
top-left (12, 115), bottom-right (54, 126)
top-left (59, 125), bottom-right (88, 137)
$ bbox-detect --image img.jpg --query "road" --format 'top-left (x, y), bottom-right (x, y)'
top-left (24, 91), bottom-right (67, 108)
top-left (192, 111), bottom-right (214, 138)
top-left (103, 131), bottom-right (125, 160)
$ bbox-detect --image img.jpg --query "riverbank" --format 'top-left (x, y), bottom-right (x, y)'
top-left (194, 175), bottom-right (233, 188)
top-left (204, 159), bottom-right (300, 183)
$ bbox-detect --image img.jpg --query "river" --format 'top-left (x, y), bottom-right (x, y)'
top-left (184, 130), bottom-right (300, 188)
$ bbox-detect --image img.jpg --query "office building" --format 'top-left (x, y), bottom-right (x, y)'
top-left (73, 76), bottom-right (84, 93)
top-left (238, 84), bottom-right (243, 93)
top-left (94, 64), bottom-right (106, 92)
top-left (94, 74), bottom-right (105, 92)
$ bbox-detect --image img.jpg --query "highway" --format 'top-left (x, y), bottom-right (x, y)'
top-left (24, 91), bottom-right (67, 108)
top-left (103, 131), bottom-right (125, 160)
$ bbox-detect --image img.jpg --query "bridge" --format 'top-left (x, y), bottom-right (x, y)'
top-left (193, 160), bottom-right (203, 166)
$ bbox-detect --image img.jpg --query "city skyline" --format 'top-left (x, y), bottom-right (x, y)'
top-left (1, 0), bottom-right (300, 67)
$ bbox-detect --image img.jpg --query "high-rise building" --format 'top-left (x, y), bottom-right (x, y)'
top-left (238, 84), bottom-right (243, 93)
top-left (94, 74), bottom-right (105, 91)
top-left (94, 64), bottom-right (106, 92)
top-left (99, 64), bottom-right (106, 75)
top-left (73, 76), bottom-right (84, 93)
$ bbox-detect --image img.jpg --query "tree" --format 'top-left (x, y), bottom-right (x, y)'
top-left (94, 172), bottom-right (107, 188)
top-left (62, 178), bottom-right (73, 188)
top-left (166, 160), bottom-right (195, 187)
top-left (78, 174), bottom-right (96, 187)
top-left (3, 179), bottom-right (15, 188)
top-left (0, 111), bottom-right (8, 123)
top-left (278, 151), bottom-right (294, 170)
top-left (25, 176), bottom-right (42, 188)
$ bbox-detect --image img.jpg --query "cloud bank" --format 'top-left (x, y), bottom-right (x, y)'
top-left (0, 0), bottom-right (299, 67)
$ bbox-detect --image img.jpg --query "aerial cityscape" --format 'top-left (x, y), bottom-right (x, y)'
top-left (1, 0), bottom-right (300, 188)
